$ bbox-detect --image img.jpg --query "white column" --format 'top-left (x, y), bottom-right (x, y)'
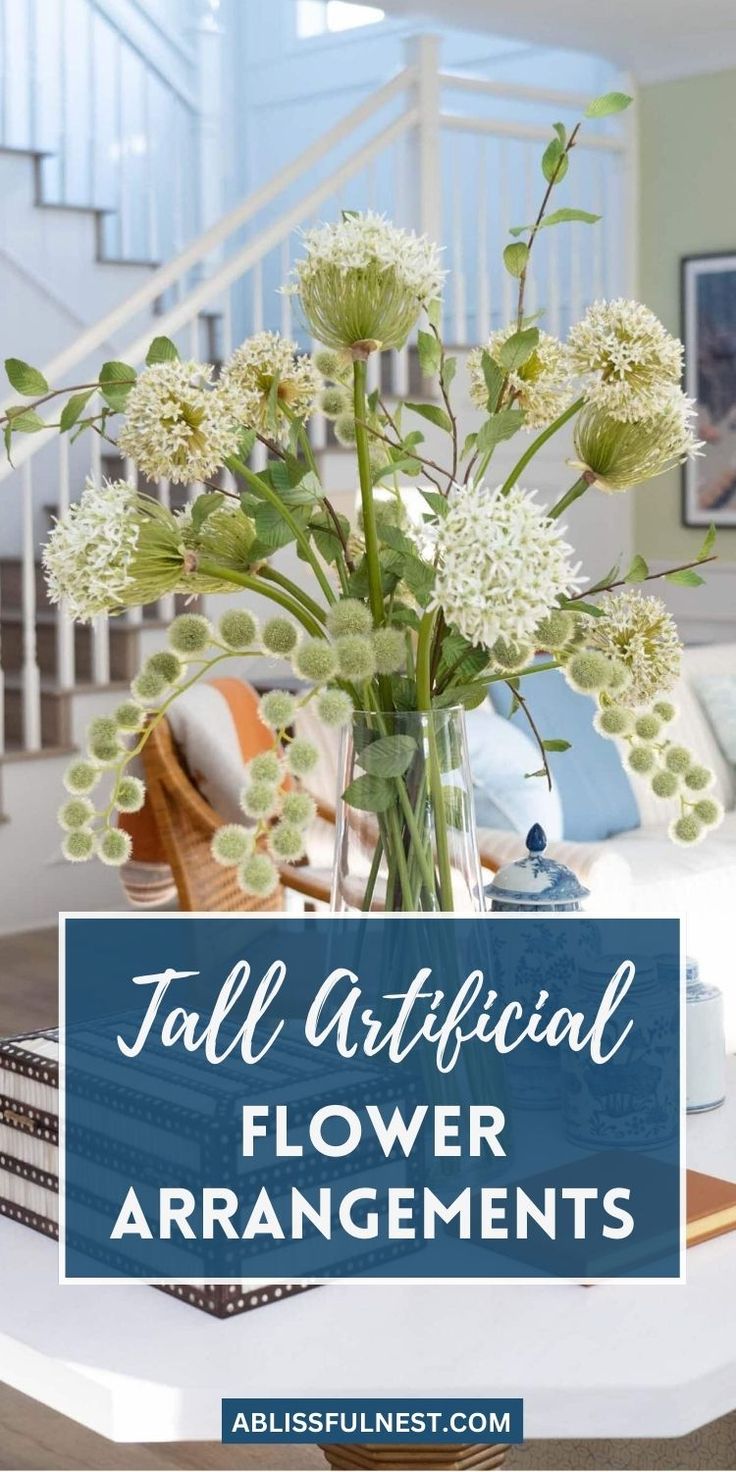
top-left (21, 463), bottom-right (41, 752)
top-left (55, 436), bottom-right (75, 688)
top-left (192, 1), bottom-right (225, 272)
top-left (404, 34), bottom-right (442, 245)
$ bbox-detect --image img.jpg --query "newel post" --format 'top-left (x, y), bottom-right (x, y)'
top-left (405, 34), bottom-right (442, 244)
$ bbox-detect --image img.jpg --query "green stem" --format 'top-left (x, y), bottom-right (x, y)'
top-left (227, 453), bottom-right (336, 607)
top-left (500, 396), bottom-right (584, 497)
top-left (258, 565), bottom-right (327, 625)
top-left (549, 475), bottom-right (590, 520)
top-left (417, 608), bottom-right (454, 912)
top-left (486, 658), bottom-right (560, 685)
top-left (196, 558), bottom-right (325, 639)
top-left (361, 831), bottom-right (384, 912)
top-left (352, 358), bottom-right (385, 628)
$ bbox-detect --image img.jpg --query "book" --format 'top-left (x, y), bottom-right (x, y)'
top-left (687, 1169), bottom-right (736, 1248)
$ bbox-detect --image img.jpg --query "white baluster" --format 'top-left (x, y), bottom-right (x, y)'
top-left (188, 315), bottom-right (200, 359)
top-left (548, 215), bottom-right (561, 337)
top-left (55, 436), bottom-right (75, 688)
top-left (252, 260), bottom-right (263, 333)
top-left (309, 336), bottom-right (328, 456)
top-left (280, 239), bottom-right (292, 338)
top-left (570, 212), bottom-right (582, 326)
top-left (592, 153), bottom-right (605, 302)
top-left (21, 463), bottom-right (41, 751)
top-left (157, 478), bottom-right (176, 622)
top-left (124, 456), bottom-right (143, 628)
top-left (500, 140), bottom-right (512, 327)
top-left (89, 423), bottom-right (110, 685)
top-left (452, 166), bottom-right (466, 344)
top-left (0, 557), bottom-right (5, 755)
top-left (391, 345), bottom-right (409, 400)
top-left (367, 353), bottom-right (380, 397)
top-left (524, 144), bottom-right (536, 318)
top-left (476, 136), bottom-right (490, 341)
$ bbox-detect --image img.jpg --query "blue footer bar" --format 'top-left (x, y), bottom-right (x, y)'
top-left (221, 1398), bottom-right (524, 1444)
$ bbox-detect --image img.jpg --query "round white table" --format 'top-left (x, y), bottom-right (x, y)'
top-left (1, 1062), bottom-right (734, 1467)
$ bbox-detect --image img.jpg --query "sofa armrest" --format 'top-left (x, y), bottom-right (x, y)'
top-left (477, 827), bottom-right (633, 909)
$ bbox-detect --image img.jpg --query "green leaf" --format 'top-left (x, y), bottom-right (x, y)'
top-left (497, 327), bottom-right (539, 373)
top-left (553, 122), bottom-right (567, 146)
top-left (480, 353), bottom-right (505, 413)
top-left (417, 329), bottom-right (442, 378)
top-left (254, 500), bottom-right (299, 550)
top-left (59, 390), bottom-right (93, 433)
top-left (561, 597), bottom-right (604, 617)
top-left (5, 358), bottom-right (48, 396)
top-left (418, 489), bottom-right (449, 517)
top-left (435, 681), bottom-right (489, 711)
top-left (145, 336), bottom-right (179, 365)
top-left (542, 739), bottom-right (572, 753)
top-left (509, 209), bottom-right (601, 237)
top-left (461, 431), bottom-right (477, 459)
top-left (307, 507), bottom-right (350, 565)
top-left (666, 568), bottom-right (705, 587)
top-left (5, 407), bottom-right (45, 433)
top-left (442, 355), bottom-right (457, 390)
top-left (426, 298), bottom-right (443, 332)
top-left (625, 554), bottom-right (649, 583)
top-left (361, 734), bottom-right (416, 779)
top-left (585, 91), bottom-right (633, 119)
top-left (503, 241), bottom-right (529, 278)
top-left (406, 401), bottom-right (452, 434)
top-left (542, 137), bottom-right (568, 184)
top-left (99, 359), bottom-right (136, 412)
top-left (191, 491), bottom-right (224, 533)
top-left (697, 523), bottom-right (716, 561)
top-left (525, 769), bottom-right (548, 780)
top-left (341, 774), bottom-right (394, 814)
top-left (476, 407), bottom-right (525, 453)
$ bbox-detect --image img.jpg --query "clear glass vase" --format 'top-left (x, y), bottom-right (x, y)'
top-left (331, 706), bottom-right (484, 913)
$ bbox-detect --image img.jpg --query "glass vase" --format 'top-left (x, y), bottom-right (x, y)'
top-left (331, 706), bottom-right (484, 913)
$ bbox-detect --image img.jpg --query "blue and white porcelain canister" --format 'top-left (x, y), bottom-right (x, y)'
top-left (686, 957), bottom-right (726, 1113)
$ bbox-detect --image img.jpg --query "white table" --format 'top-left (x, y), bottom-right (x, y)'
top-left (1, 1064), bottom-right (735, 1460)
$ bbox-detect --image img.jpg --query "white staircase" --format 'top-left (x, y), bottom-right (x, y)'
top-left (0, 34), bottom-right (635, 930)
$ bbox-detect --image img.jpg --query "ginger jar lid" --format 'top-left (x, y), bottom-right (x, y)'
top-left (486, 824), bottom-right (590, 908)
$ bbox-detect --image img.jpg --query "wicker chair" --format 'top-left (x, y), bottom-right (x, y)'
top-left (141, 716), bottom-right (334, 911)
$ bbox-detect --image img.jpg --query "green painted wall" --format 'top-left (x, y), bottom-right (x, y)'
top-left (637, 69), bottom-right (736, 561)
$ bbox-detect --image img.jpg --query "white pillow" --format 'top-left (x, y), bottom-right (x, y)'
top-left (465, 700), bottom-right (563, 841)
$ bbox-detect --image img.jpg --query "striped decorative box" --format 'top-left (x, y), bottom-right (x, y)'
top-left (0, 1027), bottom-right (412, 1316)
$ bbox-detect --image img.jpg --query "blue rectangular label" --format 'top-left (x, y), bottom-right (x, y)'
top-left (220, 1398), bottom-right (524, 1444)
top-left (61, 915), bottom-right (681, 1282)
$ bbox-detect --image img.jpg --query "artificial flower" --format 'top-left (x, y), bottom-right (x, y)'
top-left (118, 360), bottom-right (239, 482)
top-left (568, 299), bottom-right (683, 422)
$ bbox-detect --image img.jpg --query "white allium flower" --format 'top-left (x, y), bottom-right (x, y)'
top-left (430, 483), bottom-right (584, 651)
top-left (43, 479), bottom-right (185, 622)
top-left (118, 360), bottom-right (240, 482)
top-left (290, 210), bottom-right (445, 351)
top-left (219, 332), bottom-right (322, 444)
top-left (572, 390), bottom-right (703, 490)
top-left (568, 299), bottom-right (683, 422)
top-left (587, 590), bottom-right (682, 705)
top-left (468, 329), bottom-right (573, 428)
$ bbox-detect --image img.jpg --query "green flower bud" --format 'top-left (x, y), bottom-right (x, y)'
top-left (168, 613), bottom-right (213, 655)
top-left (238, 852), bottom-right (279, 898)
top-left (240, 780), bottom-right (280, 820)
top-left (693, 797), bottom-right (723, 828)
top-left (96, 828), bottom-right (133, 866)
top-left (286, 738), bottom-right (319, 777)
top-left (293, 638), bottom-right (338, 683)
top-left (606, 658), bottom-right (632, 693)
top-left (268, 821), bottom-right (307, 862)
top-left (146, 650), bottom-right (183, 685)
top-left (218, 608), bottom-right (258, 650)
top-left (373, 627), bottom-right (405, 675)
top-left (683, 764), bottom-right (713, 793)
top-left (654, 700), bottom-right (678, 724)
top-left (534, 609), bottom-right (575, 652)
top-left (63, 759), bottom-right (100, 795)
top-left (492, 637), bottom-right (534, 672)
top-left (326, 599), bottom-right (372, 638)
top-left (319, 386), bottom-right (350, 419)
top-left (335, 634), bottom-right (376, 681)
top-left (131, 666), bottom-right (167, 706)
top-left (651, 768), bottom-right (680, 799)
top-left (594, 706), bottom-right (633, 738)
top-left (628, 745), bottom-right (657, 775)
top-left (313, 347), bottom-right (350, 382)
top-left (247, 750), bottom-right (282, 784)
top-left (58, 798), bottom-right (95, 831)
top-left (63, 829), bottom-right (95, 863)
top-left (211, 824), bottom-right (254, 867)
top-left (281, 791), bottom-right (317, 829)
top-left (670, 813), bottom-right (704, 847)
top-left (334, 412), bottom-right (358, 447)
top-left (635, 712), bottom-right (662, 742)
top-left (115, 776), bottom-right (146, 813)
top-left (262, 617), bottom-right (298, 656)
top-left (316, 688), bottom-right (354, 728)
top-left (566, 651), bottom-right (613, 693)
top-left (114, 701), bottom-right (144, 734)
top-left (665, 744), bottom-right (693, 775)
top-left (87, 716), bottom-right (121, 765)
top-left (259, 690), bottom-right (296, 730)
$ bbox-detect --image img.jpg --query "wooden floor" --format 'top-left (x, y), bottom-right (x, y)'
top-left (0, 931), bottom-right (734, 1471)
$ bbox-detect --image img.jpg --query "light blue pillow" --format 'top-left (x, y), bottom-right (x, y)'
top-left (465, 701), bottom-right (563, 840)
top-left (694, 675), bottom-right (736, 764)
top-left (489, 666), bottom-right (640, 843)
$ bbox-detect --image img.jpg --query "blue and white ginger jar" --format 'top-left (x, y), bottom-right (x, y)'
top-left (485, 823), bottom-right (590, 912)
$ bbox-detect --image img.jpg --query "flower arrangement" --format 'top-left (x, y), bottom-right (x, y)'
top-left (3, 90), bottom-right (720, 911)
